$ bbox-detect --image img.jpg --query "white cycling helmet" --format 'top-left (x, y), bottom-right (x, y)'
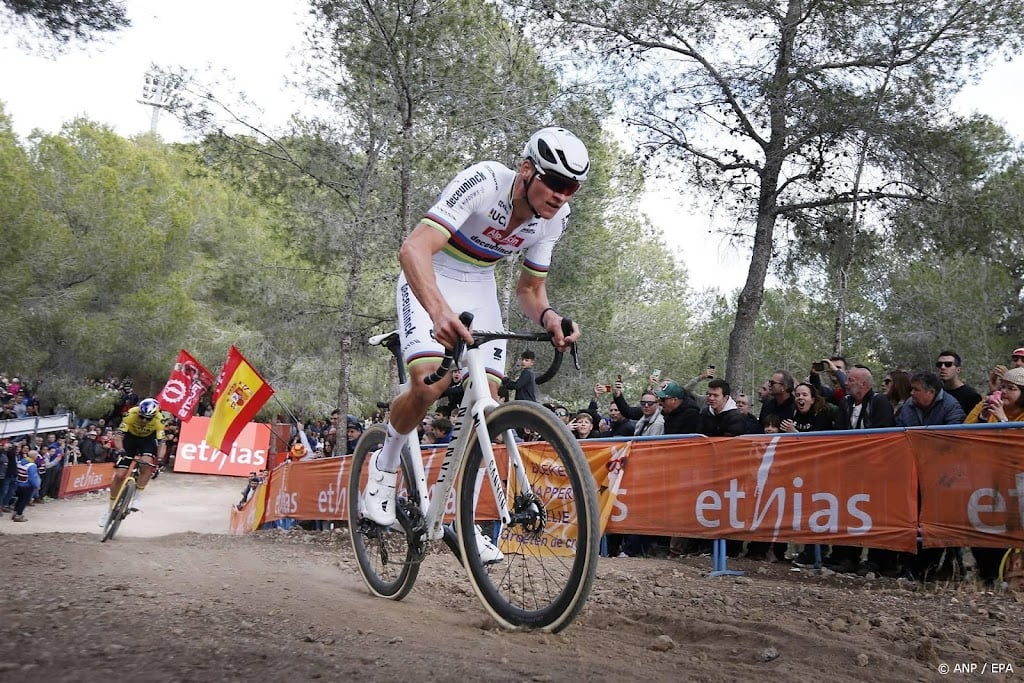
top-left (138, 398), bottom-right (160, 418)
top-left (522, 127), bottom-right (590, 182)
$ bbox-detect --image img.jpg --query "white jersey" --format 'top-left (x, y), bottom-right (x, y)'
top-left (421, 161), bottom-right (570, 278)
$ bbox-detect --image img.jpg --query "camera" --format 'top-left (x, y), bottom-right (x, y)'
top-left (811, 361), bottom-right (827, 372)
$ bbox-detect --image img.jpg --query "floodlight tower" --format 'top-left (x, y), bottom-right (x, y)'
top-left (138, 70), bottom-right (182, 135)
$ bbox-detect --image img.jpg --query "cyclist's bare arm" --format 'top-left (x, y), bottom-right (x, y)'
top-left (398, 223), bottom-right (474, 349)
top-left (516, 271), bottom-right (579, 351)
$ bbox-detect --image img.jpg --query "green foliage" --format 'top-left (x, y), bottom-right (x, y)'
top-left (1, 0), bottom-right (129, 48)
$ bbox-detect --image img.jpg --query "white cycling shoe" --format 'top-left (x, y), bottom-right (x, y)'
top-left (474, 525), bottom-right (504, 565)
top-left (360, 450), bottom-right (397, 527)
top-left (97, 508), bottom-right (111, 527)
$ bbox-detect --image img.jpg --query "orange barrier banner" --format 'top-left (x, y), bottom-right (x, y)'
top-left (235, 428), bottom-right (1024, 551)
top-left (175, 416), bottom-right (271, 477)
top-left (264, 457), bottom-right (352, 522)
top-left (602, 434), bottom-right (918, 552)
top-left (59, 462), bottom-right (115, 498)
top-left (911, 429), bottom-right (1024, 548)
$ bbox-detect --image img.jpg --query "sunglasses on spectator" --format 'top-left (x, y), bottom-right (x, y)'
top-left (555, 410), bottom-right (568, 417)
top-left (935, 361), bottom-right (957, 368)
top-left (1013, 355), bottom-right (1024, 362)
top-left (639, 400), bottom-right (657, 406)
top-left (530, 161), bottom-right (580, 196)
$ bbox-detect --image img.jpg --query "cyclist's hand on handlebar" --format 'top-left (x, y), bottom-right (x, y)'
top-left (432, 308), bottom-right (474, 349)
top-left (543, 310), bottom-right (579, 351)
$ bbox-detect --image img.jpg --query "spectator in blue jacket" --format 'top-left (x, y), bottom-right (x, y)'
top-left (896, 372), bottom-right (967, 427)
top-left (11, 450), bottom-right (42, 522)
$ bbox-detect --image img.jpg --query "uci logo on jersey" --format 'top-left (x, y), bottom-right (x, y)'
top-left (488, 209), bottom-right (507, 227)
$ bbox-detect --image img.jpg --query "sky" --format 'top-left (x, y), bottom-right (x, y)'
top-left (2, 0), bottom-right (1022, 292)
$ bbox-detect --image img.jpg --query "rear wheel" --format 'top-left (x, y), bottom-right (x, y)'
top-left (102, 478), bottom-right (135, 543)
top-left (457, 400), bottom-right (600, 632)
top-left (347, 424), bottom-right (422, 600)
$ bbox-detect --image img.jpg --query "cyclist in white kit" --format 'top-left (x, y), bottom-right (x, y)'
top-left (360, 127), bottom-right (588, 562)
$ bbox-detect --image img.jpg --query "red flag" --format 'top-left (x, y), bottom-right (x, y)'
top-left (157, 350), bottom-right (214, 422)
top-left (205, 346), bottom-right (275, 454)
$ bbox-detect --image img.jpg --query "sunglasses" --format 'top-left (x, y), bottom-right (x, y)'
top-left (639, 401), bottom-right (657, 406)
top-left (555, 411), bottom-right (568, 417)
top-left (531, 161), bottom-right (580, 196)
top-left (935, 361), bottom-right (957, 368)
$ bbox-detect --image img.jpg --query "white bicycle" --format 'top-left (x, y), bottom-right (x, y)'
top-left (349, 313), bottom-right (600, 632)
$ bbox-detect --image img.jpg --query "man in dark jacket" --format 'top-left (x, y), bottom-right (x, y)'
top-left (760, 370), bottom-right (797, 428)
top-left (605, 402), bottom-right (636, 437)
top-left (698, 379), bottom-right (749, 437)
top-left (656, 381), bottom-right (700, 434)
top-left (836, 365), bottom-right (895, 430)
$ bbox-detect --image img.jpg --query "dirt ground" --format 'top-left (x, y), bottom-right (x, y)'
top-left (1, 472), bottom-right (1022, 682)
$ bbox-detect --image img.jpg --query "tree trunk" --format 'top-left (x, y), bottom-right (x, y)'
top-left (726, 208), bottom-right (777, 393)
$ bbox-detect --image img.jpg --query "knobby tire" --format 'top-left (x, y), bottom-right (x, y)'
top-left (347, 424), bottom-right (421, 600)
top-left (457, 400), bottom-right (600, 632)
top-left (101, 478), bottom-right (135, 543)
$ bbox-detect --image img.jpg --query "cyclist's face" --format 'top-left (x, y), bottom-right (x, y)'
top-left (522, 161), bottom-right (572, 219)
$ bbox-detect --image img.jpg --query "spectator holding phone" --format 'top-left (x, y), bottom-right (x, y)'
top-left (808, 356), bottom-right (849, 406)
top-left (987, 347), bottom-right (1024, 393)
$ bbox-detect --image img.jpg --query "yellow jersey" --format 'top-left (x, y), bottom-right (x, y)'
top-left (118, 406), bottom-right (166, 439)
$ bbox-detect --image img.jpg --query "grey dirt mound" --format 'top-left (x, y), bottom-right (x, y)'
top-left (1, 472), bottom-right (1021, 681)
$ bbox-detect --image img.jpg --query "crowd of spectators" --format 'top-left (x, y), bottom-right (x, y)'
top-left (1, 374), bottom-right (185, 523)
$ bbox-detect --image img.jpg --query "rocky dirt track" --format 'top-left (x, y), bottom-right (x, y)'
top-left (1, 472), bottom-right (1022, 682)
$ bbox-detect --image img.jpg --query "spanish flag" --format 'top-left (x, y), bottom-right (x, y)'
top-left (205, 346), bottom-right (275, 455)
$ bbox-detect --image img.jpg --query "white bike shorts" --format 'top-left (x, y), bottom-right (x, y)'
top-left (397, 264), bottom-right (506, 382)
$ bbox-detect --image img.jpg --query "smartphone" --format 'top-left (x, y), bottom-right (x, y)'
top-left (602, 384), bottom-right (612, 392)
top-left (651, 369), bottom-right (662, 380)
top-left (812, 361), bottom-right (826, 372)
top-left (990, 390), bottom-right (1002, 403)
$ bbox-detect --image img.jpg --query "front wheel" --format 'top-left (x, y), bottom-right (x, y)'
top-left (347, 424), bottom-right (421, 600)
top-left (101, 478), bottom-right (135, 543)
top-left (457, 400), bottom-right (600, 632)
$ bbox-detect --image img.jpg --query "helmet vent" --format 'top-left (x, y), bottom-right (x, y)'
top-left (536, 139), bottom-right (558, 165)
